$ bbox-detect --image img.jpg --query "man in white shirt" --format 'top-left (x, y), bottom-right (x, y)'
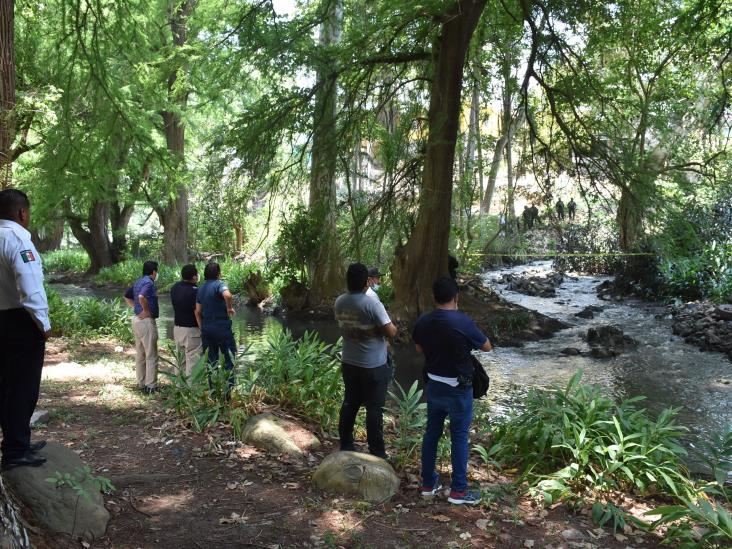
top-left (366, 267), bottom-right (382, 302)
top-left (0, 189), bottom-right (50, 470)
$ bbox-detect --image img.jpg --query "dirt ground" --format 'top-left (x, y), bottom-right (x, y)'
top-left (19, 340), bottom-right (667, 549)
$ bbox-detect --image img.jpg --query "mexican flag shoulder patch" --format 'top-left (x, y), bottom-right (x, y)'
top-left (20, 249), bottom-right (36, 263)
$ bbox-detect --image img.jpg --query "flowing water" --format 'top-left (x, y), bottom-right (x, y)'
top-left (52, 264), bottom-right (732, 462)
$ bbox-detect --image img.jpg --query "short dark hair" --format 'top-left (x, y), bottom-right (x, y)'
top-left (433, 276), bottom-right (458, 304)
top-left (204, 262), bottom-right (221, 281)
top-left (181, 264), bottom-right (198, 281)
top-left (346, 263), bottom-right (368, 292)
top-left (0, 189), bottom-right (30, 220)
top-left (142, 260), bottom-right (158, 276)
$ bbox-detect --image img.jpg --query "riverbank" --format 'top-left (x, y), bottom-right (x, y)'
top-left (25, 350), bottom-right (667, 549)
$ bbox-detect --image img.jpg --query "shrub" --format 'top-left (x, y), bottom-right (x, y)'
top-left (43, 249), bottom-right (90, 274)
top-left (388, 381), bottom-right (426, 468)
top-left (477, 370), bottom-right (692, 505)
top-left (47, 285), bottom-right (133, 342)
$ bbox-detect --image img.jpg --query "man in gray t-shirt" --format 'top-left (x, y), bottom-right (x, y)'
top-left (335, 263), bottom-right (397, 458)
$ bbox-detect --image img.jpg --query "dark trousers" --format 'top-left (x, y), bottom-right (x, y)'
top-left (201, 319), bottom-right (236, 370)
top-left (338, 362), bottom-right (391, 456)
top-left (0, 309), bottom-right (45, 459)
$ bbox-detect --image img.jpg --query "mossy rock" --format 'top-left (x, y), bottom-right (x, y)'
top-left (312, 451), bottom-right (399, 503)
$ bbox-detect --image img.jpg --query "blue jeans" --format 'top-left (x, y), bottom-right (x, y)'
top-left (421, 380), bottom-right (473, 492)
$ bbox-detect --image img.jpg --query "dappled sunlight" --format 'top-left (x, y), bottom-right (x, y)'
top-left (137, 489), bottom-right (196, 515)
top-left (43, 360), bottom-right (134, 382)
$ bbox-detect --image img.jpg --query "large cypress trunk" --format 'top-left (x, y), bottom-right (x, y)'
top-left (159, 0), bottom-right (193, 265)
top-left (306, 0), bottom-right (343, 307)
top-left (392, 0), bottom-right (487, 319)
top-left (0, 0), bottom-right (15, 188)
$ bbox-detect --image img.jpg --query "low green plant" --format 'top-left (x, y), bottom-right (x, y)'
top-left (43, 249), bottom-right (91, 274)
top-left (388, 381), bottom-right (426, 467)
top-left (478, 370), bottom-right (693, 505)
top-left (46, 466), bottom-right (115, 502)
top-left (46, 285), bottom-right (133, 342)
top-left (257, 330), bottom-right (343, 431)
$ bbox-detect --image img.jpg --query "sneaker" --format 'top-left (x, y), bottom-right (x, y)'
top-left (448, 489), bottom-right (481, 505)
top-left (421, 478), bottom-right (443, 497)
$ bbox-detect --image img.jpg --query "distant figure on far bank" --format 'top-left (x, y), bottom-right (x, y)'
top-left (124, 261), bottom-right (160, 394)
top-left (366, 267), bottom-right (383, 302)
top-left (530, 204), bottom-right (539, 227)
top-left (556, 198), bottom-right (565, 220)
top-left (170, 264), bottom-right (202, 376)
top-left (195, 262), bottom-right (236, 388)
top-left (522, 205), bottom-right (532, 230)
top-left (568, 197), bottom-right (577, 221)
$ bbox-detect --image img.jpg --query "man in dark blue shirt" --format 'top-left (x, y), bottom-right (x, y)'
top-left (413, 277), bottom-right (492, 505)
top-left (195, 262), bottom-right (236, 387)
top-left (124, 261), bottom-right (160, 394)
top-left (170, 264), bottom-right (202, 376)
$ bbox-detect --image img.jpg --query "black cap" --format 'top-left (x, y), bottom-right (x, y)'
top-left (367, 267), bottom-right (383, 277)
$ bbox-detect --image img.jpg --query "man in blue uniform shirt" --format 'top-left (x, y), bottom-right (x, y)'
top-left (195, 262), bottom-right (236, 385)
top-left (413, 277), bottom-right (492, 505)
top-left (0, 189), bottom-right (50, 470)
top-left (125, 261), bottom-right (160, 394)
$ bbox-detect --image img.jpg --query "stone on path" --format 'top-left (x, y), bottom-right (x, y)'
top-left (30, 409), bottom-right (49, 426)
top-left (241, 413), bottom-right (320, 457)
top-left (3, 442), bottom-right (109, 541)
top-left (312, 451), bottom-right (400, 503)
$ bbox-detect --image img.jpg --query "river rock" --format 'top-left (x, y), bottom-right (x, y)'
top-left (574, 305), bottom-right (604, 319)
top-left (560, 347), bottom-right (582, 356)
top-left (505, 271), bottom-right (564, 298)
top-left (586, 325), bottom-right (638, 358)
top-left (30, 409), bottom-right (50, 426)
top-left (3, 442), bottom-right (109, 541)
top-left (714, 305), bottom-right (732, 321)
top-left (671, 302), bottom-right (732, 361)
top-left (242, 271), bottom-right (271, 307)
top-left (312, 451), bottom-right (400, 503)
top-left (240, 413), bottom-right (320, 457)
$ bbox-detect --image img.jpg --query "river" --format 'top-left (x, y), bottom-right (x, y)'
top-left (52, 262), bottom-right (732, 463)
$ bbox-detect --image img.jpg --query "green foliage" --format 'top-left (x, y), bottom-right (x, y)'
top-left (257, 330), bottom-right (343, 432)
top-left (649, 498), bottom-right (732, 548)
top-left (270, 204), bottom-right (320, 285)
top-left (388, 381), bottom-right (427, 468)
top-left (479, 371), bottom-right (692, 505)
top-left (46, 466), bottom-right (115, 502)
top-left (43, 249), bottom-right (91, 273)
top-left (46, 285), bottom-right (133, 342)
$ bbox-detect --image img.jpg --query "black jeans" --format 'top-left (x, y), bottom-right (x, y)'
top-left (0, 309), bottom-right (45, 460)
top-left (338, 362), bottom-right (391, 456)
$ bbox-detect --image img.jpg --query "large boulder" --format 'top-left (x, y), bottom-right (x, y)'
top-left (312, 451), bottom-right (400, 503)
top-left (586, 325), bottom-right (638, 358)
top-left (240, 413), bottom-right (320, 457)
top-left (3, 442), bottom-right (109, 541)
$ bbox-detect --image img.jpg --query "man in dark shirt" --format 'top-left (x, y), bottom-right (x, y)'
top-left (195, 262), bottom-right (236, 386)
top-left (568, 197), bottom-right (577, 221)
top-left (170, 264), bottom-right (202, 376)
top-left (556, 198), bottom-right (565, 220)
top-left (124, 261), bottom-right (160, 394)
top-left (413, 277), bottom-right (492, 505)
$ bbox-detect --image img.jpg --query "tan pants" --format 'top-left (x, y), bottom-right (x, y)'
top-left (173, 325), bottom-right (202, 376)
top-left (132, 316), bottom-right (158, 388)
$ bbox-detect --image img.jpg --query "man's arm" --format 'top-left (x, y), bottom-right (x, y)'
top-left (138, 294), bottom-right (150, 318)
top-left (195, 303), bottom-right (202, 328)
top-left (480, 339), bottom-right (492, 352)
top-left (222, 288), bottom-right (235, 317)
top-left (415, 343), bottom-right (423, 354)
top-left (378, 322), bottom-right (398, 338)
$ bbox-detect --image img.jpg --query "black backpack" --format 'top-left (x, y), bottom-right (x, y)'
top-left (470, 354), bottom-right (490, 399)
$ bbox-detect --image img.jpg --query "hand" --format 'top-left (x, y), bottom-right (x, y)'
top-left (227, 307), bottom-right (235, 317)
top-left (43, 330), bottom-right (51, 341)
top-left (137, 311), bottom-right (150, 320)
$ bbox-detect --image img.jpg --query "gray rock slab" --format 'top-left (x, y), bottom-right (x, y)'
top-left (312, 451), bottom-right (400, 503)
top-left (3, 442), bottom-right (109, 541)
top-left (30, 409), bottom-right (49, 426)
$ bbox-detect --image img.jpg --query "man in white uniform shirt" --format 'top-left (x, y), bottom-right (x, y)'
top-left (0, 189), bottom-right (50, 470)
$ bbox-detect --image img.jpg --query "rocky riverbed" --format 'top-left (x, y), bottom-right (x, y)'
top-left (671, 302), bottom-right (732, 361)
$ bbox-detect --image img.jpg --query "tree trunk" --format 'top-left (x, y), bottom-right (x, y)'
top-left (0, 475), bottom-right (30, 549)
top-left (392, 0), bottom-right (486, 319)
top-left (159, 0), bottom-right (194, 265)
top-left (617, 186), bottom-right (643, 251)
top-left (306, 0), bottom-right (343, 307)
top-left (67, 202), bottom-right (114, 274)
top-left (234, 224), bottom-right (244, 253)
top-left (31, 219), bottom-right (64, 252)
top-left (0, 0), bottom-right (15, 188)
